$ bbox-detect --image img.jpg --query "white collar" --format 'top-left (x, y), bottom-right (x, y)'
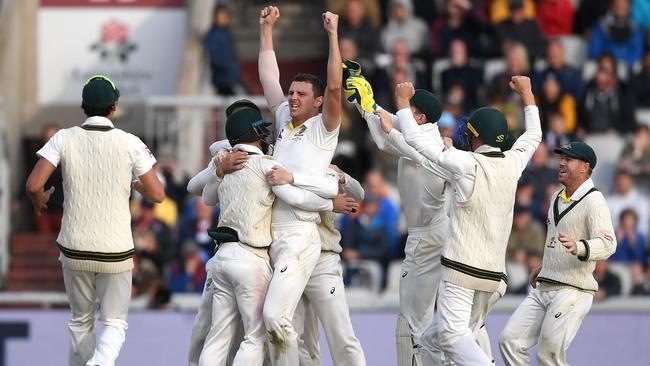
top-left (474, 144), bottom-right (501, 154)
top-left (232, 143), bottom-right (264, 155)
top-left (82, 116), bottom-right (115, 128)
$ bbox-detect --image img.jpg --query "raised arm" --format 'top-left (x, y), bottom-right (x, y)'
top-left (506, 76), bottom-right (542, 173)
top-left (259, 6), bottom-right (285, 115)
top-left (321, 11), bottom-right (342, 132)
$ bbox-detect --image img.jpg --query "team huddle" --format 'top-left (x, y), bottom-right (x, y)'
top-left (24, 4), bottom-right (618, 366)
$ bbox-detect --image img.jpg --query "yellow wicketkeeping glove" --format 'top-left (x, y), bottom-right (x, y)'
top-left (344, 76), bottom-right (377, 113)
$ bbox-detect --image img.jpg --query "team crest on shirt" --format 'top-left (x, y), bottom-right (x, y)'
top-left (547, 236), bottom-right (558, 249)
top-left (277, 128), bottom-right (285, 141)
top-left (291, 125), bottom-right (307, 141)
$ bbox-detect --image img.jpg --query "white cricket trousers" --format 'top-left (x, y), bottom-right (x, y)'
top-left (62, 267), bottom-right (130, 366)
top-left (303, 252), bottom-right (367, 366)
top-left (421, 281), bottom-right (501, 366)
top-left (499, 287), bottom-right (593, 366)
top-left (397, 227), bottom-right (443, 366)
top-left (294, 295), bottom-right (321, 365)
top-left (263, 222), bottom-right (321, 366)
top-left (188, 256), bottom-right (244, 366)
top-left (198, 242), bottom-right (272, 366)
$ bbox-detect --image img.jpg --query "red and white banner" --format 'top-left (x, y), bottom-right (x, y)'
top-left (38, 0), bottom-right (186, 104)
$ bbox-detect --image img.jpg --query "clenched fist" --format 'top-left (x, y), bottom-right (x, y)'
top-left (395, 82), bottom-right (415, 110)
top-left (322, 11), bottom-right (339, 34)
top-left (260, 6), bottom-right (280, 27)
top-left (509, 75), bottom-right (535, 106)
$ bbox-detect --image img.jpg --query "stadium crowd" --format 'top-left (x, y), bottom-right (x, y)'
top-left (21, 0), bottom-right (650, 307)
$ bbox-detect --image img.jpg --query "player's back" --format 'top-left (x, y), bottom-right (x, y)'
top-left (217, 154), bottom-right (275, 248)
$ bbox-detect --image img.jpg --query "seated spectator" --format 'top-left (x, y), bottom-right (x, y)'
top-left (533, 40), bottom-right (584, 100)
top-left (204, 4), bottom-right (242, 96)
top-left (506, 204), bottom-right (546, 261)
top-left (178, 198), bottom-right (219, 259)
top-left (607, 170), bottom-right (649, 237)
top-left (381, 0), bottom-right (430, 58)
top-left (168, 241), bottom-right (207, 293)
top-left (612, 209), bottom-right (648, 294)
top-left (594, 260), bottom-right (622, 300)
top-left (544, 111), bottom-right (573, 152)
top-left (536, 0), bottom-right (575, 37)
top-left (133, 200), bottom-right (174, 263)
top-left (619, 124), bottom-right (650, 186)
top-left (537, 73), bottom-right (577, 133)
top-left (489, 42), bottom-right (531, 102)
top-left (133, 229), bottom-right (165, 289)
top-left (374, 40), bottom-right (429, 109)
top-left (589, 0), bottom-right (644, 68)
top-left (631, 50), bottom-right (650, 107)
top-left (522, 143), bottom-right (559, 210)
top-left (431, 0), bottom-right (491, 58)
top-left (341, 192), bottom-right (392, 264)
top-left (338, 0), bottom-right (380, 74)
top-left (489, 0), bottom-right (536, 25)
top-left (440, 38), bottom-right (483, 109)
top-left (579, 54), bottom-right (636, 135)
top-left (574, 0), bottom-right (609, 36)
top-left (495, 0), bottom-right (547, 61)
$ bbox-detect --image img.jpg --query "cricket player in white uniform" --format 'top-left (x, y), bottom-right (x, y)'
top-left (26, 75), bottom-right (165, 366)
top-left (270, 164), bottom-right (367, 366)
top-left (395, 77), bottom-right (541, 365)
top-left (345, 67), bottom-right (452, 365)
top-left (258, 6), bottom-right (344, 365)
top-left (196, 107), bottom-right (341, 365)
top-left (499, 142), bottom-right (616, 366)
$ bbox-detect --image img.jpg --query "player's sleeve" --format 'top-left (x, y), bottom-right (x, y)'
top-left (261, 159), bottom-right (334, 211)
top-left (506, 105), bottom-right (542, 173)
top-left (128, 134), bottom-right (157, 178)
top-left (201, 172), bottom-right (222, 206)
top-left (310, 117), bottom-right (339, 151)
top-left (274, 101), bottom-right (291, 140)
top-left (576, 195), bottom-right (617, 262)
top-left (187, 158), bottom-right (217, 196)
top-left (208, 139), bottom-right (232, 156)
top-left (291, 169), bottom-right (339, 199)
top-left (362, 108), bottom-right (403, 157)
top-left (398, 108), bottom-right (446, 163)
top-left (36, 129), bottom-right (65, 167)
top-left (259, 50), bottom-right (286, 115)
top-left (342, 173), bottom-right (364, 201)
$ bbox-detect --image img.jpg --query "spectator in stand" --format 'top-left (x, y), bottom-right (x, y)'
top-left (168, 240), bottom-right (207, 293)
top-left (489, 42), bottom-right (531, 102)
top-left (381, 0), bottom-right (430, 58)
top-left (495, 0), bottom-right (547, 61)
top-left (544, 111), bottom-right (573, 151)
top-left (619, 125), bottom-right (650, 186)
top-left (574, 0), bottom-right (609, 36)
top-left (589, 0), bottom-right (645, 68)
top-left (594, 260), bottom-right (622, 300)
top-left (338, 0), bottom-right (380, 74)
top-left (178, 198), bottom-right (219, 259)
top-left (537, 73), bottom-right (577, 134)
top-left (632, 0), bottom-right (650, 28)
top-left (437, 111), bottom-right (457, 138)
top-left (506, 204), bottom-right (546, 262)
top-left (133, 200), bottom-right (174, 264)
top-left (611, 208), bottom-right (648, 295)
top-left (607, 170), bottom-right (649, 237)
top-left (534, 40), bottom-right (584, 100)
top-left (340, 192), bottom-right (392, 265)
top-left (536, 0), bottom-right (575, 37)
top-left (374, 40), bottom-right (428, 110)
top-left (133, 228), bottom-right (165, 286)
top-left (522, 143), bottom-right (559, 211)
top-left (579, 53), bottom-right (636, 135)
top-left (33, 124), bottom-right (64, 233)
top-left (440, 38), bottom-right (483, 109)
top-left (444, 84), bottom-right (469, 124)
top-left (489, 0), bottom-right (536, 24)
top-left (204, 4), bottom-right (242, 96)
top-left (631, 50), bottom-right (650, 107)
top-left (431, 0), bottom-right (491, 58)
